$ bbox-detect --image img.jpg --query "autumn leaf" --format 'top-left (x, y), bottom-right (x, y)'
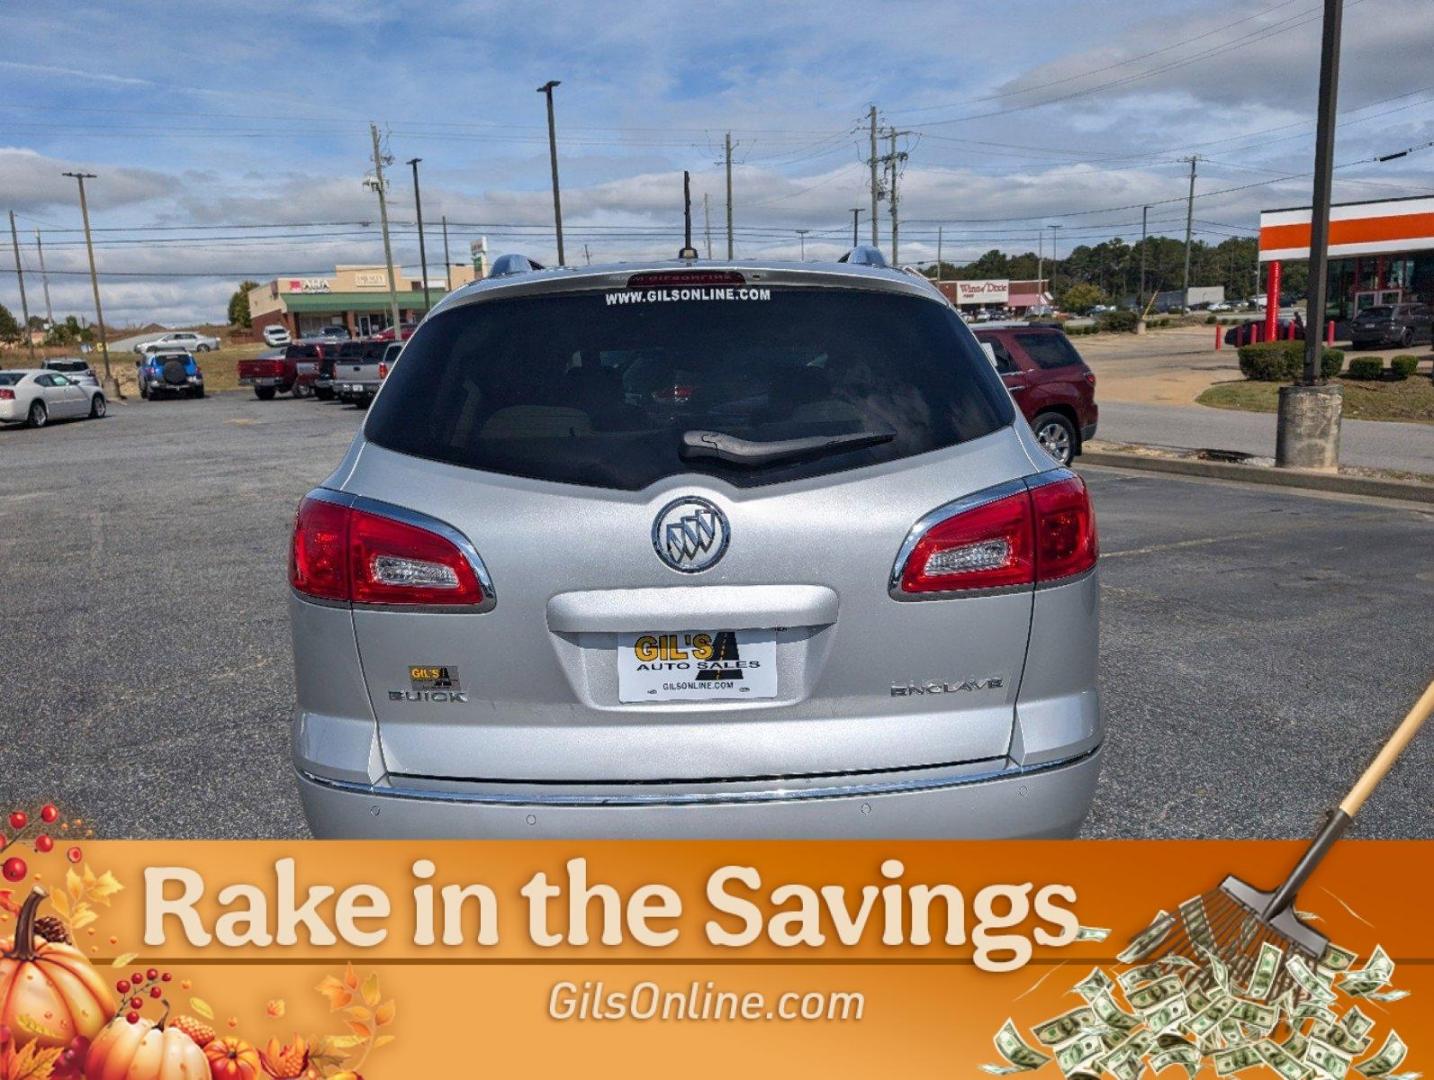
top-left (342, 1006), bottom-right (371, 1025)
top-left (86, 869), bottom-right (124, 905)
top-left (265, 999), bottom-right (286, 1019)
top-left (344, 1020), bottom-right (372, 1040)
top-left (342, 963), bottom-right (359, 990)
top-left (3, 1041), bottom-right (65, 1080)
top-left (70, 908), bottom-right (98, 931)
top-left (47, 891), bottom-right (69, 920)
top-left (189, 997), bottom-right (215, 1021)
top-left (65, 869), bottom-right (83, 904)
top-left (360, 972), bottom-right (381, 1008)
top-left (315, 975), bottom-right (353, 1011)
top-left (319, 1035), bottom-right (364, 1053)
top-left (373, 1000), bottom-right (395, 1027)
top-left (373, 1034), bottom-right (396, 1049)
top-left (111, 952), bottom-right (138, 968)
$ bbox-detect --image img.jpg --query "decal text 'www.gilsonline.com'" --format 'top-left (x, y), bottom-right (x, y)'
top-left (606, 286), bottom-right (773, 304)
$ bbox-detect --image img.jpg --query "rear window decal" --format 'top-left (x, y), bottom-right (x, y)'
top-left (605, 287), bottom-right (771, 305)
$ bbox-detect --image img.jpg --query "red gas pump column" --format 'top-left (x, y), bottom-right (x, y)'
top-left (1264, 260), bottom-right (1281, 342)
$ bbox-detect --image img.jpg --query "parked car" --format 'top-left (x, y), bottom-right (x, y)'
top-left (42, 358), bottom-right (98, 386)
top-left (335, 339), bottom-right (395, 406)
top-left (237, 342), bottom-right (326, 400)
top-left (0, 368), bottom-right (106, 427)
top-left (972, 325), bottom-right (1097, 466)
top-left (1348, 303), bottom-right (1433, 349)
top-left (132, 330), bottom-right (221, 354)
top-left (288, 251), bottom-right (1101, 839)
top-left (137, 351), bottom-right (205, 399)
top-left (262, 325), bottom-right (292, 347)
top-left (372, 322), bottom-right (417, 342)
top-left (1208, 301), bottom-right (1233, 313)
top-left (314, 326), bottom-right (351, 342)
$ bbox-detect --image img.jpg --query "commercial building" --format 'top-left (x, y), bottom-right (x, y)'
top-left (933, 278), bottom-right (1051, 314)
top-left (1259, 194), bottom-right (1434, 324)
top-left (247, 262), bottom-right (480, 339)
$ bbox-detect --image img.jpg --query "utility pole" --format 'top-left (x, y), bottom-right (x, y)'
top-left (1276, 0), bottom-right (1345, 470)
top-left (883, 129), bottom-right (909, 265)
top-left (537, 80), bottom-right (565, 265)
top-left (34, 230), bottom-right (53, 327)
top-left (796, 229), bottom-right (809, 261)
top-left (1037, 228), bottom-right (1044, 300)
top-left (584, 243), bottom-right (591, 265)
top-left (1138, 205), bottom-right (1150, 312)
top-left (936, 225), bottom-right (944, 282)
top-left (1181, 155), bottom-right (1199, 310)
top-left (867, 106), bottom-right (879, 247)
top-left (62, 172), bottom-right (113, 393)
top-left (850, 207), bottom-right (862, 248)
top-left (406, 158), bottom-right (431, 312)
top-left (366, 123), bottom-right (404, 341)
top-left (703, 192), bottom-right (712, 258)
top-left (1049, 224), bottom-right (1063, 298)
top-left (724, 132), bottom-right (734, 259)
top-left (441, 215), bottom-right (452, 292)
top-left (8, 211), bottom-right (34, 361)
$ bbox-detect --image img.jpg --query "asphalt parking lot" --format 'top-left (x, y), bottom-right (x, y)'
top-left (1, 392), bottom-right (1430, 839)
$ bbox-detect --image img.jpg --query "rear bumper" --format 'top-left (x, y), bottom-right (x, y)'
top-left (294, 747), bottom-right (1101, 839)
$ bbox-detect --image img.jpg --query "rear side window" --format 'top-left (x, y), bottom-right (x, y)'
top-left (1014, 332), bottom-right (1084, 370)
top-left (365, 286), bottom-right (1014, 491)
top-left (286, 345), bottom-right (318, 359)
top-left (0, 372), bottom-right (23, 386)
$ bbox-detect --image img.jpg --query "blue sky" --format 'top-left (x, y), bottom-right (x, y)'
top-left (2, 0), bottom-right (1433, 325)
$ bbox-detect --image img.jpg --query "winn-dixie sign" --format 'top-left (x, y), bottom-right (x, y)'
top-left (954, 279), bottom-right (1010, 305)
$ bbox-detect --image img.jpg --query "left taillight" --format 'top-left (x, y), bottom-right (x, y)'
top-left (289, 496), bottom-right (487, 608)
top-left (0, 389), bottom-right (14, 400)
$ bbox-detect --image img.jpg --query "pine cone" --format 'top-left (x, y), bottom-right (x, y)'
top-left (34, 915), bottom-right (70, 944)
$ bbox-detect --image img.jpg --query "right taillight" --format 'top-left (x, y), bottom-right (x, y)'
top-left (895, 473), bottom-right (1097, 596)
top-left (289, 495), bottom-right (489, 609)
top-left (377, 362), bottom-right (388, 379)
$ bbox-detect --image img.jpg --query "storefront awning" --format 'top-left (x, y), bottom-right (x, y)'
top-left (281, 290), bottom-right (449, 312)
top-left (1259, 195), bottom-right (1434, 262)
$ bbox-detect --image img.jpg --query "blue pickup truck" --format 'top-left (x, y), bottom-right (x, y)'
top-left (137, 351), bottom-right (205, 400)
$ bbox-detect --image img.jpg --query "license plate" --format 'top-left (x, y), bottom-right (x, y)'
top-left (617, 630), bottom-right (777, 703)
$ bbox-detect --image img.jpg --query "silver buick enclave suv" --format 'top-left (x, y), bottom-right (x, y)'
top-left (288, 249), bottom-right (1101, 838)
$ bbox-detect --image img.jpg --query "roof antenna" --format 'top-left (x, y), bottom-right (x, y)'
top-left (678, 170), bottom-right (699, 260)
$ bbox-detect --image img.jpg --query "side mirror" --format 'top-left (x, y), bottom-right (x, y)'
top-left (980, 342), bottom-right (998, 369)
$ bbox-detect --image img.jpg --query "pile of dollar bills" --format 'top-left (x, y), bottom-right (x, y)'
top-left (983, 899), bottom-right (1413, 1079)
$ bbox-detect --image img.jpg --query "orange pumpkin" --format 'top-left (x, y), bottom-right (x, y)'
top-left (204, 1036), bottom-right (262, 1080)
top-left (0, 888), bottom-right (115, 1051)
top-left (85, 1014), bottom-right (209, 1080)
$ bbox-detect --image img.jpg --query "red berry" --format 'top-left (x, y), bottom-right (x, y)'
top-left (161, 972), bottom-right (172, 982)
top-left (146, 968), bottom-right (158, 981)
top-left (129, 997), bottom-right (143, 1010)
top-left (66, 846), bottom-right (82, 864)
top-left (131, 972), bottom-right (143, 985)
top-left (40, 805), bottom-right (59, 824)
top-left (149, 986), bottom-right (162, 999)
top-left (1, 857), bottom-right (26, 882)
top-left (116, 980), bottom-right (130, 994)
top-left (35, 835), bottom-right (53, 853)
top-left (8, 812), bottom-right (26, 831)
top-left (126, 1012), bottom-right (139, 1025)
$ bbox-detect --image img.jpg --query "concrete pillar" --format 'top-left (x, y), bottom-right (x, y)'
top-left (1275, 383), bottom-right (1342, 471)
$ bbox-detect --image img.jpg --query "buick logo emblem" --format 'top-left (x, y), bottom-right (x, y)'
top-left (652, 496), bottom-right (729, 573)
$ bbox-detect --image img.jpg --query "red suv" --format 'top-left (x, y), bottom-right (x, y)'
top-left (972, 326), bottom-right (1097, 466)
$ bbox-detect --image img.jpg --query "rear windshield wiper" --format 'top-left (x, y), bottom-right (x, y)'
top-left (679, 428), bottom-right (895, 467)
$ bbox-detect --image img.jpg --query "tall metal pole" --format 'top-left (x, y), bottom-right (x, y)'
top-left (8, 211), bottom-right (34, 361)
top-left (868, 106), bottom-right (879, 246)
top-left (367, 123), bottom-right (404, 339)
top-left (703, 192), bottom-right (712, 259)
top-left (34, 230), bottom-right (53, 327)
top-left (850, 208), bottom-right (862, 248)
top-left (724, 132), bottom-right (734, 259)
top-left (796, 229), bottom-right (808, 261)
top-left (1181, 155), bottom-right (1198, 310)
top-left (537, 80), bottom-right (565, 266)
top-left (1301, 0), bottom-right (1344, 384)
top-left (62, 173), bottom-right (112, 390)
top-left (1138, 205), bottom-right (1149, 311)
top-left (936, 225), bottom-right (943, 282)
top-left (1049, 224), bottom-right (1062, 299)
top-left (1037, 229), bottom-right (1044, 301)
top-left (888, 129), bottom-right (900, 265)
top-left (441, 215), bottom-right (452, 292)
top-left (407, 158), bottom-right (431, 312)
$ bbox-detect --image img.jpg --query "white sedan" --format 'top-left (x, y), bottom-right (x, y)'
top-left (132, 330), bottom-right (221, 354)
top-left (0, 368), bottom-right (107, 427)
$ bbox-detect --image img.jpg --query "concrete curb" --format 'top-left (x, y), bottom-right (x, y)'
top-left (1079, 449), bottom-right (1434, 505)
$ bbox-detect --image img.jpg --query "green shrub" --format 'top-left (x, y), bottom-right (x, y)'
top-left (1095, 310), bottom-right (1139, 333)
top-left (1347, 357), bottom-right (1384, 381)
top-left (1205, 314), bottom-right (1217, 324)
top-left (1238, 341), bottom-right (1344, 381)
top-left (1390, 355), bottom-right (1419, 380)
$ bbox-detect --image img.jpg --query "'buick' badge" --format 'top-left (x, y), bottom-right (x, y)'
top-left (652, 496), bottom-right (729, 573)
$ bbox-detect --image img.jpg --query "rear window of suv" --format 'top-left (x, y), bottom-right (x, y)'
top-left (1013, 332), bottom-right (1085, 370)
top-left (364, 285), bottom-right (1014, 491)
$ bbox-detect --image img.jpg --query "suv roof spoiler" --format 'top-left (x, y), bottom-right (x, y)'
top-left (837, 245), bottom-right (888, 268)
top-left (489, 253), bottom-right (547, 278)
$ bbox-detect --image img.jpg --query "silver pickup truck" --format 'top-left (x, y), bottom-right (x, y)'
top-left (334, 340), bottom-right (400, 407)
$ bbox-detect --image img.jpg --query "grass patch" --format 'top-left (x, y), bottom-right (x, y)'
top-left (1197, 376), bottom-right (1434, 424)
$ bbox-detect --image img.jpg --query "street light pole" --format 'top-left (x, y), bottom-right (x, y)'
top-left (850, 207), bottom-right (862, 248)
top-left (61, 172), bottom-right (114, 394)
top-left (407, 158), bottom-right (431, 313)
top-left (441, 214), bottom-right (452, 292)
top-left (796, 229), bottom-right (809, 262)
top-left (8, 211), bottom-right (35, 362)
top-left (1138, 205), bottom-right (1150, 313)
top-left (366, 123), bottom-right (404, 342)
top-left (34, 230), bottom-right (53, 328)
top-left (1049, 224), bottom-right (1063, 298)
top-left (537, 80), bottom-right (565, 266)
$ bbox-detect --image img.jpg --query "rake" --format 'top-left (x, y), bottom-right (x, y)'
top-left (1134, 678), bottom-right (1434, 1003)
